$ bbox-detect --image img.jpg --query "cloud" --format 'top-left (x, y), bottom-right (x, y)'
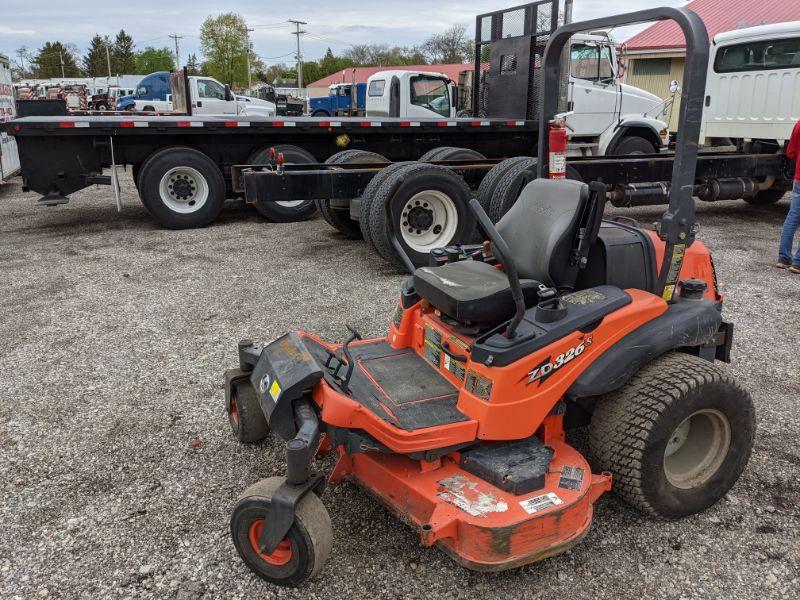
top-left (0, 26), bottom-right (36, 36)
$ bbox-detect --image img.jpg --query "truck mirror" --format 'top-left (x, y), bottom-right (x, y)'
top-left (224, 84), bottom-right (235, 102)
top-left (451, 84), bottom-right (459, 108)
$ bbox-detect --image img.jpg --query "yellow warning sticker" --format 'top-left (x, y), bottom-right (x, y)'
top-left (269, 379), bottom-right (282, 402)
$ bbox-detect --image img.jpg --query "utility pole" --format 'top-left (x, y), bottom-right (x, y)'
top-left (557, 0), bottom-right (573, 113)
top-left (242, 26), bottom-right (254, 92)
top-left (59, 48), bottom-right (65, 78)
top-left (16, 49), bottom-right (27, 78)
top-left (105, 39), bottom-right (113, 78)
top-left (289, 20), bottom-right (307, 93)
top-left (169, 34), bottom-right (184, 70)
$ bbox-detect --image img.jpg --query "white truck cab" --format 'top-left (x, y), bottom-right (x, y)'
top-left (702, 21), bottom-right (800, 146)
top-left (366, 71), bottom-right (458, 119)
top-left (134, 76), bottom-right (277, 117)
top-left (365, 35), bottom-right (669, 156)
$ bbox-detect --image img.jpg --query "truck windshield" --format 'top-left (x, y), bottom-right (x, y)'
top-left (571, 44), bottom-right (615, 83)
top-left (410, 76), bottom-right (450, 117)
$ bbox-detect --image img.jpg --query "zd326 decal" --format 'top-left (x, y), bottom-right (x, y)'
top-left (524, 336), bottom-right (593, 386)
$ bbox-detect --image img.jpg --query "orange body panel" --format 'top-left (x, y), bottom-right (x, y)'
top-left (333, 440), bottom-right (611, 571)
top-left (646, 231), bottom-right (720, 301)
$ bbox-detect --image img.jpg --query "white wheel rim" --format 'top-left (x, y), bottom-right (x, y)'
top-left (275, 200), bottom-right (305, 208)
top-left (158, 167), bottom-right (209, 214)
top-left (663, 409), bottom-right (731, 490)
top-left (399, 190), bottom-right (459, 253)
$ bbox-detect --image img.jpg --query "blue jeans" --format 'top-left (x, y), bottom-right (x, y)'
top-left (780, 181), bottom-right (800, 266)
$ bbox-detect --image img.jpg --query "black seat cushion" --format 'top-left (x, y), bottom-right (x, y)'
top-left (413, 261), bottom-right (542, 324)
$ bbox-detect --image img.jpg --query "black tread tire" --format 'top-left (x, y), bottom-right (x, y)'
top-left (137, 146), bottom-right (226, 229)
top-left (366, 163), bottom-right (476, 268)
top-left (418, 147), bottom-right (487, 162)
top-left (311, 110), bottom-right (330, 117)
top-left (131, 164), bottom-right (142, 191)
top-left (225, 369), bottom-right (269, 443)
top-left (478, 156), bottom-right (536, 214)
top-left (359, 161), bottom-right (417, 253)
top-left (316, 150), bottom-right (388, 238)
top-left (247, 144), bottom-right (318, 222)
top-left (143, 105), bottom-right (156, 112)
top-left (610, 135), bottom-right (657, 156)
top-left (96, 102), bottom-right (109, 111)
top-left (231, 477), bottom-right (332, 587)
top-left (590, 352), bottom-right (755, 519)
top-left (744, 186), bottom-right (788, 205)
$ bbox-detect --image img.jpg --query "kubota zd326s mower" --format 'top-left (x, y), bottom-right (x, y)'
top-left (223, 7), bottom-right (755, 587)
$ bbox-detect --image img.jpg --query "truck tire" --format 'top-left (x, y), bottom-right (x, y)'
top-left (311, 110), bottom-right (330, 118)
top-left (589, 352), bottom-right (755, 519)
top-left (316, 150), bottom-right (388, 238)
top-left (477, 156), bottom-right (536, 214)
top-left (610, 135), bottom-right (656, 156)
top-left (359, 161), bottom-right (417, 255)
top-left (137, 146), bottom-right (226, 229)
top-left (247, 145), bottom-right (319, 222)
top-left (143, 105), bottom-right (156, 112)
top-left (489, 159), bottom-right (583, 223)
top-left (418, 147), bottom-right (486, 162)
top-left (96, 102), bottom-right (109, 111)
top-left (366, 163), bottom-right (476, 269)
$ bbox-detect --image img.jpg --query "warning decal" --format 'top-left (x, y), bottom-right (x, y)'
top-left (519, 492), bottom-right (563, 515)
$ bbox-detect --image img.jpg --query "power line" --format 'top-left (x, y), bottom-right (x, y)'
top-left (168, 33), bottom-right (183, 69)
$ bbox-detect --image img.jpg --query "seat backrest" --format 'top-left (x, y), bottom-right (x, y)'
top-left (496, 178), bottom-right (600, 290)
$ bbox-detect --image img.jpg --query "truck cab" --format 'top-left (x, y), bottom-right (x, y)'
top-left (701, 21), bottom-right (800, 147)
top-left (365, 71), bottom-right (458, 119)
top-left (117, 72), bottom-right (276, 117)
top-left (309, 83), bottom-right (367, 117)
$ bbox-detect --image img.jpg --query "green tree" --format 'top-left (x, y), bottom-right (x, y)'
top-left (84, 35), bottom-right (112, 77)
top-left (421, 24), bottom-right (472, 64)
top-left (112, 29), bottom-right (136, 74)
top-left (33, 42), bottom-right (82, 78)
top-left (135, 47), bottom-right (175, 74)
top-left (186, 53), bottom-right (201, 76)
top-left (199, 13), bottom-right (251, 87)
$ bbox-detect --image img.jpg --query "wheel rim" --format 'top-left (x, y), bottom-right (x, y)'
top-left (275, 200), bottom-right (306, 208)
top-left (229, 390), bottom-right (239, 429)
top-left (158, 166), bottom-right (209, 214)
top-left (248, 520), bottom-right (293, 566)
top-left (400, 190), bottom-right (458, 253)
top-left (663, 409), bottom-right (731, 489)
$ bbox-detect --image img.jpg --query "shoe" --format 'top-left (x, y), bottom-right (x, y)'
top-left (789, 265), bottom-right (800, 274)
top-left (776, 259), bottom-right (791, 269)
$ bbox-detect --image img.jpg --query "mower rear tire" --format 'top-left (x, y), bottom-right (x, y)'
top-left (316, 150), bottom-right (388, 238)
top-left (366, 163), bottom-right (476, 269)
top-left (247, 145), bottom-right (319, 222)
top-left (231, 477), bottom-right (333, 587)
top-left (590, 352), bottom-right (755, 519)
top-left (225, 369), bottom-right (269, 443)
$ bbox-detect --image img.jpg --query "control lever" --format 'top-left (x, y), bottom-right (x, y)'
top-left (469, 199), bottom-right (526, 339)
top-left (340, 325), bottom-right (362, 394)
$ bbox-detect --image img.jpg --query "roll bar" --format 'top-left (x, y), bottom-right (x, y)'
top-left (537, 7), bottom-right (710, 302)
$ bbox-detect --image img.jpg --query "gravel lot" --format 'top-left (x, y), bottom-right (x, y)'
top-left (1, 173), bottom-right (798, 600)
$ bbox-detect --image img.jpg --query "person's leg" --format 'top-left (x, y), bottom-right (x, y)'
top-left (779, 181), bottom-right (800, 268)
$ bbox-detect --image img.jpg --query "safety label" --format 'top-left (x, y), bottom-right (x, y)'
top-left (519, 492), bottom-right (563, 515)
top-left (558, 466), bottom-right (585, 491)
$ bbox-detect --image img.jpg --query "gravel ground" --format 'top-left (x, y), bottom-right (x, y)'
top-left (0, 173), bottom-right (798, 600)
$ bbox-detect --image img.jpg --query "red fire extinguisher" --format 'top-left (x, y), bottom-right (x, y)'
top-left (548, 119), bottom-right (568, 180)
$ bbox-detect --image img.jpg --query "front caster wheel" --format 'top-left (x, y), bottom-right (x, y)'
top-left (231, 477), bottom-right (333, 587)
top-left (225, 369), bottom-right (269, 443)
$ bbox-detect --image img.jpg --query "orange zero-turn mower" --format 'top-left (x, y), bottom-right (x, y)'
top-left (223, 7), bottom-right (755, 587)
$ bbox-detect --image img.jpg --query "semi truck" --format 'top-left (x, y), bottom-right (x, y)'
top-left (2, 1), bottom-right (795, 269)
top-left (0, 53), bottom-right (21, 184)
top-left (309, 82), bottom-right (367, 117)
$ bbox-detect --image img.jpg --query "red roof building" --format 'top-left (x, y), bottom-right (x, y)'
top-left (307, 64), bottom-right (471, 97)
top-left (626, 0), bottom-right (800, 52)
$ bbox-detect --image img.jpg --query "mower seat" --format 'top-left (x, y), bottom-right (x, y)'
top-left (413, 179), bottom-right (601, 325)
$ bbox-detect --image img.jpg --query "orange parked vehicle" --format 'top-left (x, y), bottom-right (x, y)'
top-left (223, 7), bottom-right (755, 587)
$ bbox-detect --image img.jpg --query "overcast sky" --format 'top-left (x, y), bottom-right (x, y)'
top-left (0, 0), bottom-right (687, 69)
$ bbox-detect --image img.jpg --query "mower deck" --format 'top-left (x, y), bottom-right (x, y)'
top-left (331, 439), bottom-right (612, 571)
top-left (304, 338), bottom-right (469, 431)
